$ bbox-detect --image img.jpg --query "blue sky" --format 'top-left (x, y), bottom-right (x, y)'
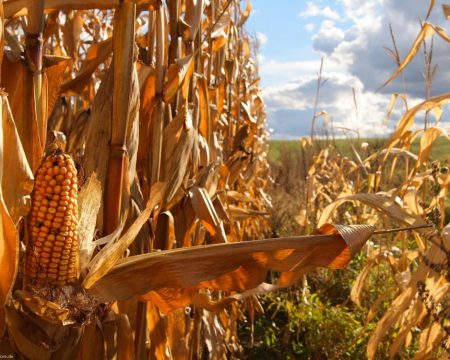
top-left (247, 1), bottom-right (319, 64)
top-left (244, 0), bottom-right (450, 138)
top-left (247, 0), bottom-right (349, 81)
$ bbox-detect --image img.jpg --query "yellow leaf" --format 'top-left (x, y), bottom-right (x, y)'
top-left (386, 93), bottom-right (450, 149)
top-left (383, 93), bottom-right (408, 126)
top-left (381, 23), bottom-right (450, 88)
top-left (416, 127), bottom-right (449, 169)
top-left (83, 182), bottom-right (166, 289)
top-left (163, 55), bottom-right (194, 103)
top-left (444, 4), bottom-right (450, 19)
top-left (86, 224), bottom-right (374, 302)
top-left (189, 186), bottom-right (227, 243)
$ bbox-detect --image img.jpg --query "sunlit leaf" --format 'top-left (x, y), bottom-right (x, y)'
top-left (86, 224), bottom-right (374, 303)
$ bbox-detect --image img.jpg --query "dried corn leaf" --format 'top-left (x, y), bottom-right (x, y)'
top-left (383, 93), bottom-right (408, 126)
top-left (444, 4), bottom-right (450, 19)
top-left (0, 198), bottom-right (16, 336)
top-left (237, 0), bottom-right (251, 27)
top-left (367, 225), bottom-right (450, 359)
top-left (62, 10), bottom-right (83, 60)
top-left (60, 38), bottom-right (112, 95)
top-left (416, 127), bottom-right (449, 168)
top-left (388, 300), bottom-right (424, 357)
top-left (102, 311), bottom-right (117, 359)
top-left (0, 96), bottom-right (33, 223)
top-left (0, 96), bottom-right (29, 336)
top-left (318, 193), bottom-right (427, 228)
top-left (426, 0), bottom-right (435, 20)
top-left (83, 182), bottom-right (166, 289)
top-left (14, 290), bottom-right (70, 325)
top-left (182, 0), bottom-right (205, 41)
top-left (5, 298), bottom-right (83, 359)
top-left (83, 65), bottom-right (113, 186)
top-left (162, 111), bottom-right (195, 204)
top-left (189, 186), bottom-right (227, 243)
top-left (77, 320), bottom-right (105, 359)
top-left (386, 93), bottom-right (450, 149)
top-left (163, 55), bottom-right (194, 102)
top-left (197, 76), bottom-right (211, 143)
top-left (143, 224), bottom-right (375, 313)
top-left (413, 322), bottom-right (444, 360)
top-left (367, 287), bottom-right (416, 359)
top-left (117, 314), bottom-right (135, 360)
top-left (228, 205), bottom-right (269, 220)
top-left (4, 1), bottom-right (156, 18)
top-left (43, 57), bottom-right (71, 117)
top-left (147, 302), bottom-right (168, 359)
top-left (211, 14), bottom-right (230, 39)
top-left (78, 173), bottom-right (102, 273)
top-left (166, 309), bottom-right (189, 360)
top-left (381, 23), bottom-right (450, 88)
top-left (367, 147), bottom-right (418, 162)
top-left (351, 252), bottom-right (386, 307)
top-left (86, 224), bottom-right (374, 302)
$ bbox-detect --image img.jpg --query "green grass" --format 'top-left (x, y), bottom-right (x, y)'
top-left (269, 137), bottom-right (450, 164)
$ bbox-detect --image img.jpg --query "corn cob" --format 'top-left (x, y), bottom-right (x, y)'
top-left (25, 151), bottom-right (79, 287)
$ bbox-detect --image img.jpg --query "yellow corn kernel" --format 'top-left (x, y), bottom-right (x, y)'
top-left (40, 226), bottom-right (49, 233)
top-left (25, 150), bottom-right (79, 287)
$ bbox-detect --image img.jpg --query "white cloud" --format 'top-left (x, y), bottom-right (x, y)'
top-left (312, 20), bottom-right (345, 54)
top-left (264, 71), bottom-right (397, 138)
top-left (298, 1), bottom-right (340, 21)
top-left (256, 31), bottom-right (268, 45)
top-left (318, 0), bottom-right (450, 96)
top-left (260, 58), bottom-right (345, 81)
top-left (262, 0), bottom-right (450, 138)
top-left (305, 23), bottom-right (315, 32)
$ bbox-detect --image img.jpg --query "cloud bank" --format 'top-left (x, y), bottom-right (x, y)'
top-left (261, 0), bottom-right (450, 139)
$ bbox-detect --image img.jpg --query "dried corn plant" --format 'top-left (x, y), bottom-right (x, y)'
top-left (0, 1), bottom-right (377, 359)
top-left (290, 3), bottom-right (450, 358)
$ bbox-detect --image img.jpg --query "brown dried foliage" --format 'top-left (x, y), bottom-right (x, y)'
top-left (0, 0), bottom-right (376, 359)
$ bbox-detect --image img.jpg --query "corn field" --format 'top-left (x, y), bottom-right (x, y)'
top-left (0, 0), bottom-right (376, 358)
top-left (0, 0), bottom-right (449, 359)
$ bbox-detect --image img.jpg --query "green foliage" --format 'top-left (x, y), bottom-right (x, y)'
top-left (240, 252), bottom-right (402, 359)
top-left (268, 137), bottom-right (450, 164)
top-left (241, 290), bottom-right (380, 359)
